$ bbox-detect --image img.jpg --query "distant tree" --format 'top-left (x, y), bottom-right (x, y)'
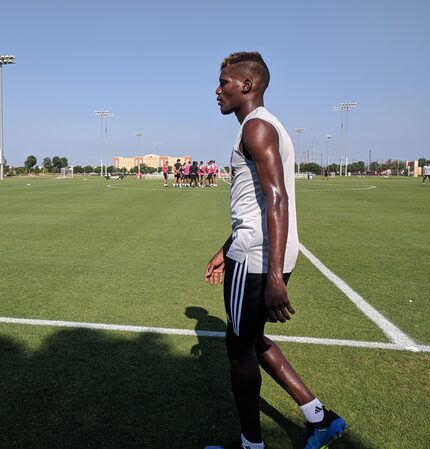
top-left (43, 157), bottom-right (52, 173)
top-left (418, 157), bottom-right (426, 168)
top-left (83, 165), bottom-right (93, 174)
top-left (94, 166), bottom-right (102, 174)
top-left (106, 165), bottom-right (115, 174)
top-left (24, 155), bottom-right (37, 173)
top-left (131, 164), bottom-right (154, 174)
top-left (369, 161), bottom-right (380, 173)
top-left (52, 156), bottom-right (62, 173)
top-left (301, 162), bottom-right (321, 173)
top-left (73, 165), bottom-right (84, 174)
top-left (60, 157), bottom-right (68, 168)
top-left (327, 163), bottom-right (339, 174)
top-left (15, 167), bottom-right (25, 175)
top-left (349, 161), bottom-right (366, 174)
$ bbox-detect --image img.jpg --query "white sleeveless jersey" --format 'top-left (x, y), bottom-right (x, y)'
top-left (226, 107), bottom-right (299, 274)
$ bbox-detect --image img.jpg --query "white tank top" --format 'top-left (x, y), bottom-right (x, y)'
top-left (226, 107), bottom-right (299, 273)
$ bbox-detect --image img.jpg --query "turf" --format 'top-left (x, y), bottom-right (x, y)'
top-left (0, 175), bottom-right (429, 449)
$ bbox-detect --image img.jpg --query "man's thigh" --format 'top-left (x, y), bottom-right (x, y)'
top-left (223, 257), bottom-right (292, 341)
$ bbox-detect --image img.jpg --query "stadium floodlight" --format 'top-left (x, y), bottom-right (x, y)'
top-left (95, 110), bottom-right (113, 177)
top-left (135, 132), bottom-right (144, 154)
top-left (295, 128), bottom-right (304, 173)
top-left (333, 102), bottom-right (357, 176)
top-left (0, 54), bottom-right (16, 181)
top-left (325, 134), bottom-right (332, 168)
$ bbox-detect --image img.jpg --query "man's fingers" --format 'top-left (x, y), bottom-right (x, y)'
top-left (205, 263), bottom-right (214, 282)
top-left (286, 302), bottom-right (295, 314)
top-left (267, 313), bottom-right (277, 323)
top-left (279, 306), bottom-right (291, 320)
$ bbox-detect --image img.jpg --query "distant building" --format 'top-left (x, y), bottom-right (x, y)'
top-left (113, 154), bottom-right (191, 171)
top-left (406, 160), bottom-right (419, 177)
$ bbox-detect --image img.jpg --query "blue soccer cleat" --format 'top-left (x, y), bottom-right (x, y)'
top-left (304, 407), bottom-right (347, 449)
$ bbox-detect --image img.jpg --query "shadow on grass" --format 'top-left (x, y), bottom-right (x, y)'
top-left (186, 306), bottom-right (373, 449)
top-left (0, 309), bottom-right (371, 449)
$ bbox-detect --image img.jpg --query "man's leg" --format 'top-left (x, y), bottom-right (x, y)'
top-left (256, 335), bottom-right (347, 449)
top-left (256, 335), bottom-right (314, 405)
top-left (226, 328), bottom-right (262, 444)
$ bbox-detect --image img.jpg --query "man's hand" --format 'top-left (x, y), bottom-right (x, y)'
top-left (265, 277), bottom-right (295, 322)
top-left (205, 248), bottom-right (225, 285)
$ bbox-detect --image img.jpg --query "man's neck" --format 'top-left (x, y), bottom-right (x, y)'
top-left (235, 99), bottom-right (264, 124)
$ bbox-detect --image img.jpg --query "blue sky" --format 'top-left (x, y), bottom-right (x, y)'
top-left (1, 0), bottom-right (429, 167)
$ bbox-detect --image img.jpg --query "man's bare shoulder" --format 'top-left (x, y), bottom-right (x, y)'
top-left (242, 118), bottom-right (279, 156)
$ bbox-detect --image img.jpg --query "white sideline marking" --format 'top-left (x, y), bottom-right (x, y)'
top-left (0, 317), bottom-right (429, 353)
top-left (299, 244), bottom-right (418, 350)
top-left (296, 185), bottom-right (376, 192)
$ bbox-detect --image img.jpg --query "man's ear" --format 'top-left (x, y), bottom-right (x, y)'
top-left (242, 78), bottom-right (253, 93)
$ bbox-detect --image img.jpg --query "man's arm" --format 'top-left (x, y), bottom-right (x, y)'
top-left (241, 118), bottom-right (295, 323)
top-left (204, 235), bottom-right (232, 285)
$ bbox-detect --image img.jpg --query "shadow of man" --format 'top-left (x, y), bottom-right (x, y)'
top-left (185, 306), bottom-right (308, 449)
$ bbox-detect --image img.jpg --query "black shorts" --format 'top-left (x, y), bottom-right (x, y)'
top-left (223, 256), bottom-right (291, 340)
top-left (163, 173), bottom-right (168, 180)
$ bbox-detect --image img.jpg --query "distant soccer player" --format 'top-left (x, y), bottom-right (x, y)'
top-left (190, 161), bottom-right (199, 187)
top-left (204, 51), bottom-right (346, 449)
top-left (173, 159), bottom-right (181, 187)
top-left (184, 161), bottom-right (191, 187)
top-left (423, 161), bottom-right (430, 183)
top-left (207, 160), bottom-right (214, 186)
top-left (213, 160), bottom-right (218, 186)
top-left (199, 160), bottom-right (207, 187)
top-left (162, 160), bottom-right (169, 187)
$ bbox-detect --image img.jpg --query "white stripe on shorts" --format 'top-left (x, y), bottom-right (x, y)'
top-left (229, 256), bottom-right (248, 336)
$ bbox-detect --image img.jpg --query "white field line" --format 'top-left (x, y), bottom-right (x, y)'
top-left (1, 316), bottom-right (429, 353)
top-left (224, 176), bottom-right (419, 350)
top-left (299, 244), bottom-right (418, 350)
top-left (296, 185), bottom-right (376, 192)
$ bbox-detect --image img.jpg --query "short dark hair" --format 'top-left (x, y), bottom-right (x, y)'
top-left (221, 51), bottom-right (270, 90)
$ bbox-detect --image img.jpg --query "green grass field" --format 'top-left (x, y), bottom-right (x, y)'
top-left (0, 175), bottom-right (429, 449)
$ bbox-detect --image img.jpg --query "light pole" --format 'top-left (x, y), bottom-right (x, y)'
top-left (295, 128), bottom-right (304, 173)
top-left (333, 102), bottom-right (357, 176)
top-left (95, 110), bottom-right (113, 177)
top-left (135, 132), bottom-right (144, 153)
top-left (0, 54), bottom-right (16, 181)
top-left (325, 134), bottom-right (332, 170)
top-left (135, 132), bottom-right (143, 175)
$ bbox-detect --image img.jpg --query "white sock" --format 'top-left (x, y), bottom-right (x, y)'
top-left (241, 434), bottom-right (264, 449)
top-left (299, 398), bottom-right (324, 423)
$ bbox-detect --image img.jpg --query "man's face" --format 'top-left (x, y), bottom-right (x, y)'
top-left (215, 66), bottom-right (244, 115)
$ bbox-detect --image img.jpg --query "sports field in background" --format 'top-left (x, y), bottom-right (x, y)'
top-left (0, 175), bottom-right (429, 449)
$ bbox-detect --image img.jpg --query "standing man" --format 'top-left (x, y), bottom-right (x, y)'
top-left (190, 160), bottom-right (199, 187)
top-left (422, 161), bottom-right (430, 184)
top-left (162, 160), bottom-right (169, 187)
top-left (213, 160), bottom-right (218, 186)
top-left (207, 160), bottom-right (214, 186)
top-left (199, 160), bottom-right (207, 187)
top-left (184, 161), bottom-right (191, 187)
top-left (204, 52), bottom-right (346, 449)
top-left (173, 159), bottom-right (182, 187)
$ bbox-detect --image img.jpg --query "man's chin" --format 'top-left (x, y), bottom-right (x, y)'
top-left (220, 106), bottom-right (234, 115)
